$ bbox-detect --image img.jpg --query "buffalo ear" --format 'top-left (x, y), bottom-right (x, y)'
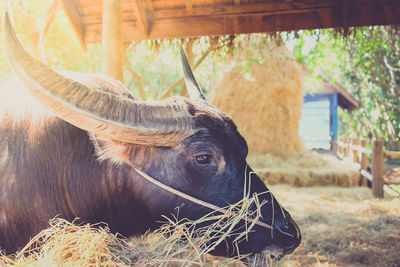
top-left (180, 47), bottom-right (207, 101)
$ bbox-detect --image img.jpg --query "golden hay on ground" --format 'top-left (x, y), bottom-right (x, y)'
top-left (1, 186), bottom-right (398, 267)
top-left (272, 185), bottom-right (400, 267)
top-left (0, 195), bottom-right (273, 267)
top-left (249, 151), bottom-right (360, 187)
top-left (210, 46), bottom-right (304, 158)
top-left (0, 220), bottom-right (246, 267)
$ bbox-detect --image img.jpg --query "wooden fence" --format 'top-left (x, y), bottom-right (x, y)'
top-left (336, 138), bottom-right (400, 198)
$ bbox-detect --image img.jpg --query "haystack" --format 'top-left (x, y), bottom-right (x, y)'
top-left (248, 151), bottom-right (360, 187)
top-left (210, 45), bottom-right (304, 158)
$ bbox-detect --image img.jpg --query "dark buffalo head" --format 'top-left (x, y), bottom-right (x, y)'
top-left (3, 12), bottom-right (300, 260)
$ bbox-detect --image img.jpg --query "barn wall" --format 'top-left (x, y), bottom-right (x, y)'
top-left (300, 93), bottom-right (338, 150)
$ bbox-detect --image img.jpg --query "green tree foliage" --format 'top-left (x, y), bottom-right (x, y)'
top-left (342, 27), bottom-right (400, 150)
top-left (292, 28), bottom-right (400, 150)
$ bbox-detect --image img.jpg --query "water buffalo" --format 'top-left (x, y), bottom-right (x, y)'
top-left (0, 12), bottom-right (300, 260)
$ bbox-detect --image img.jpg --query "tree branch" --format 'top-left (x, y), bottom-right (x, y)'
top-left (125, 60), bottom-right (146, 101)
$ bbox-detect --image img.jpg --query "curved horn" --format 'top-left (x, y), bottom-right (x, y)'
top-left (3, 12), bottom-right (193, 147)
top-left (180, 47), bottom-right (207, 101)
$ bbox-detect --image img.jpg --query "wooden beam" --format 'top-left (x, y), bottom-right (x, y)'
top-left (341, 0), bottom-right (350, 27)
top-left (80, 0), bottom-right (400, 22)
top-left (360, 169), bottom-right (373, 182)
top-left (60, 0), bottom-right (86, 49)
top-left (360, 139), bottom-right (369, 187)
top-left (102, 0), bottom-right (124, 82)
top-left (38, 0), bottom-right (61, 63)
top-left (352, 139), bottom-right (359, 163)
top-left (234, 0), bottom-right (240, 5)
top-left (384, 185), bottom-right (400, 197)
top-left (150, 1), bottom-right (338, 19)
top-left (372, 140), bottom-right (384, 198)
top-left (384, 151), bottom-right (400, 159)
top-left (85, 0), bottom-right (400, 43)
top-left (132, 0), bottom-right (149, 38)
top-left (385, 179), bottom-right (400, 185)
top-left (185, 0), bottom-right (193, 10)
top-left (146, 0), bottom-right (154, 11)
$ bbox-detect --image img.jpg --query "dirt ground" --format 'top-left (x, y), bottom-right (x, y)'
top-left (271, 185), bottom-right (400, 267)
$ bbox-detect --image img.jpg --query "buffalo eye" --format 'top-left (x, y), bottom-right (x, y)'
top-left (194, 154), bottom-right (213, 165)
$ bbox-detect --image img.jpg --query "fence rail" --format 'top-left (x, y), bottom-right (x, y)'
top-left (336, 138), bottom-right (400, 198)
top-left (385, 151), bottom-right (400, 160)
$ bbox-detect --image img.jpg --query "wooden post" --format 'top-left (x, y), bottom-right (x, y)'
top-left (352, 139), bottom-right (359, 163)
top-left (332, 136), bottom-right (338, 153)
top-left (360, 139), bottom-right (369, 187)
top-left (372, 139), bottom-right (384, 198)
top-left (352, 139), bottom-right (360, 186)
top-left (102, 0), bottom-right (124, 82)
top-left (345, 138), bottom-right (351, 159)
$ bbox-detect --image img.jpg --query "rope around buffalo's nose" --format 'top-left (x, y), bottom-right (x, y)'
top-left (131, 166), bottom-right (273, 230)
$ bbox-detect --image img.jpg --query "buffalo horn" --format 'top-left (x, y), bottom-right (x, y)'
top-left (2, 12), bottom-right (193, 147)
top-left (180, 47), bottom-right (207, 101)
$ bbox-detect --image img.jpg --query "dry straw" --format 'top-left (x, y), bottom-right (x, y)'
top-left (273, 184), bottom-right (400, 266)
top-left (0, 194), bottom-right (277, 267)
top-left (210, 43), bottom-right (304, 158)
top-left (248, 151), bottom-right (360, 187)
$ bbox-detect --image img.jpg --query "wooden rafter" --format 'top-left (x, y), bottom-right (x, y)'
top-left (146, 0), bottom-right (154, 11)
top-left (38, 1), bottom-right (61, 63)
top-left (60, 0), bottom-right (86, 49)
top-left (63, 0), bottom-right (400, 44)
top-left (132, 0), bottom-right (149, 38)
top-left (185, 0), bottom-right (193, 10)
top-left (341, 0), bottom-right (350, 27)
top-left (149, 1), bottom-right (339, 19)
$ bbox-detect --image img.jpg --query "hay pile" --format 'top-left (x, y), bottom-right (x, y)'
top-left (0, 195), bottom-right (275, 267)
top-left (249, 151), bottom-right (359, 187)
top-left (210, 45), bottom-right (304, 158)
top-left (272, 184), bottom-right (400, 266)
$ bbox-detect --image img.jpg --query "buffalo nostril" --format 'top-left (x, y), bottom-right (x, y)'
top-left (276, 224), bottom-right (296, 238)
top-left (274, 219), bottom-right (301, 255)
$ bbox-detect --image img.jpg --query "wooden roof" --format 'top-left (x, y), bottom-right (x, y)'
top-left (305, 73), bottom-right (362, 112)
top-left (61, 0), bottom-right (400, 46)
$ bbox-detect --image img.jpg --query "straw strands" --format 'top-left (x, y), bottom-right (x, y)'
top-left (2, 185), bottom-right (398, 266)
top-left (210, 45), bottom-right (304, 158)
top-left (0, 194), bottom-right (275, 267)
top-left (274, 184), bottom-right (400, 266)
